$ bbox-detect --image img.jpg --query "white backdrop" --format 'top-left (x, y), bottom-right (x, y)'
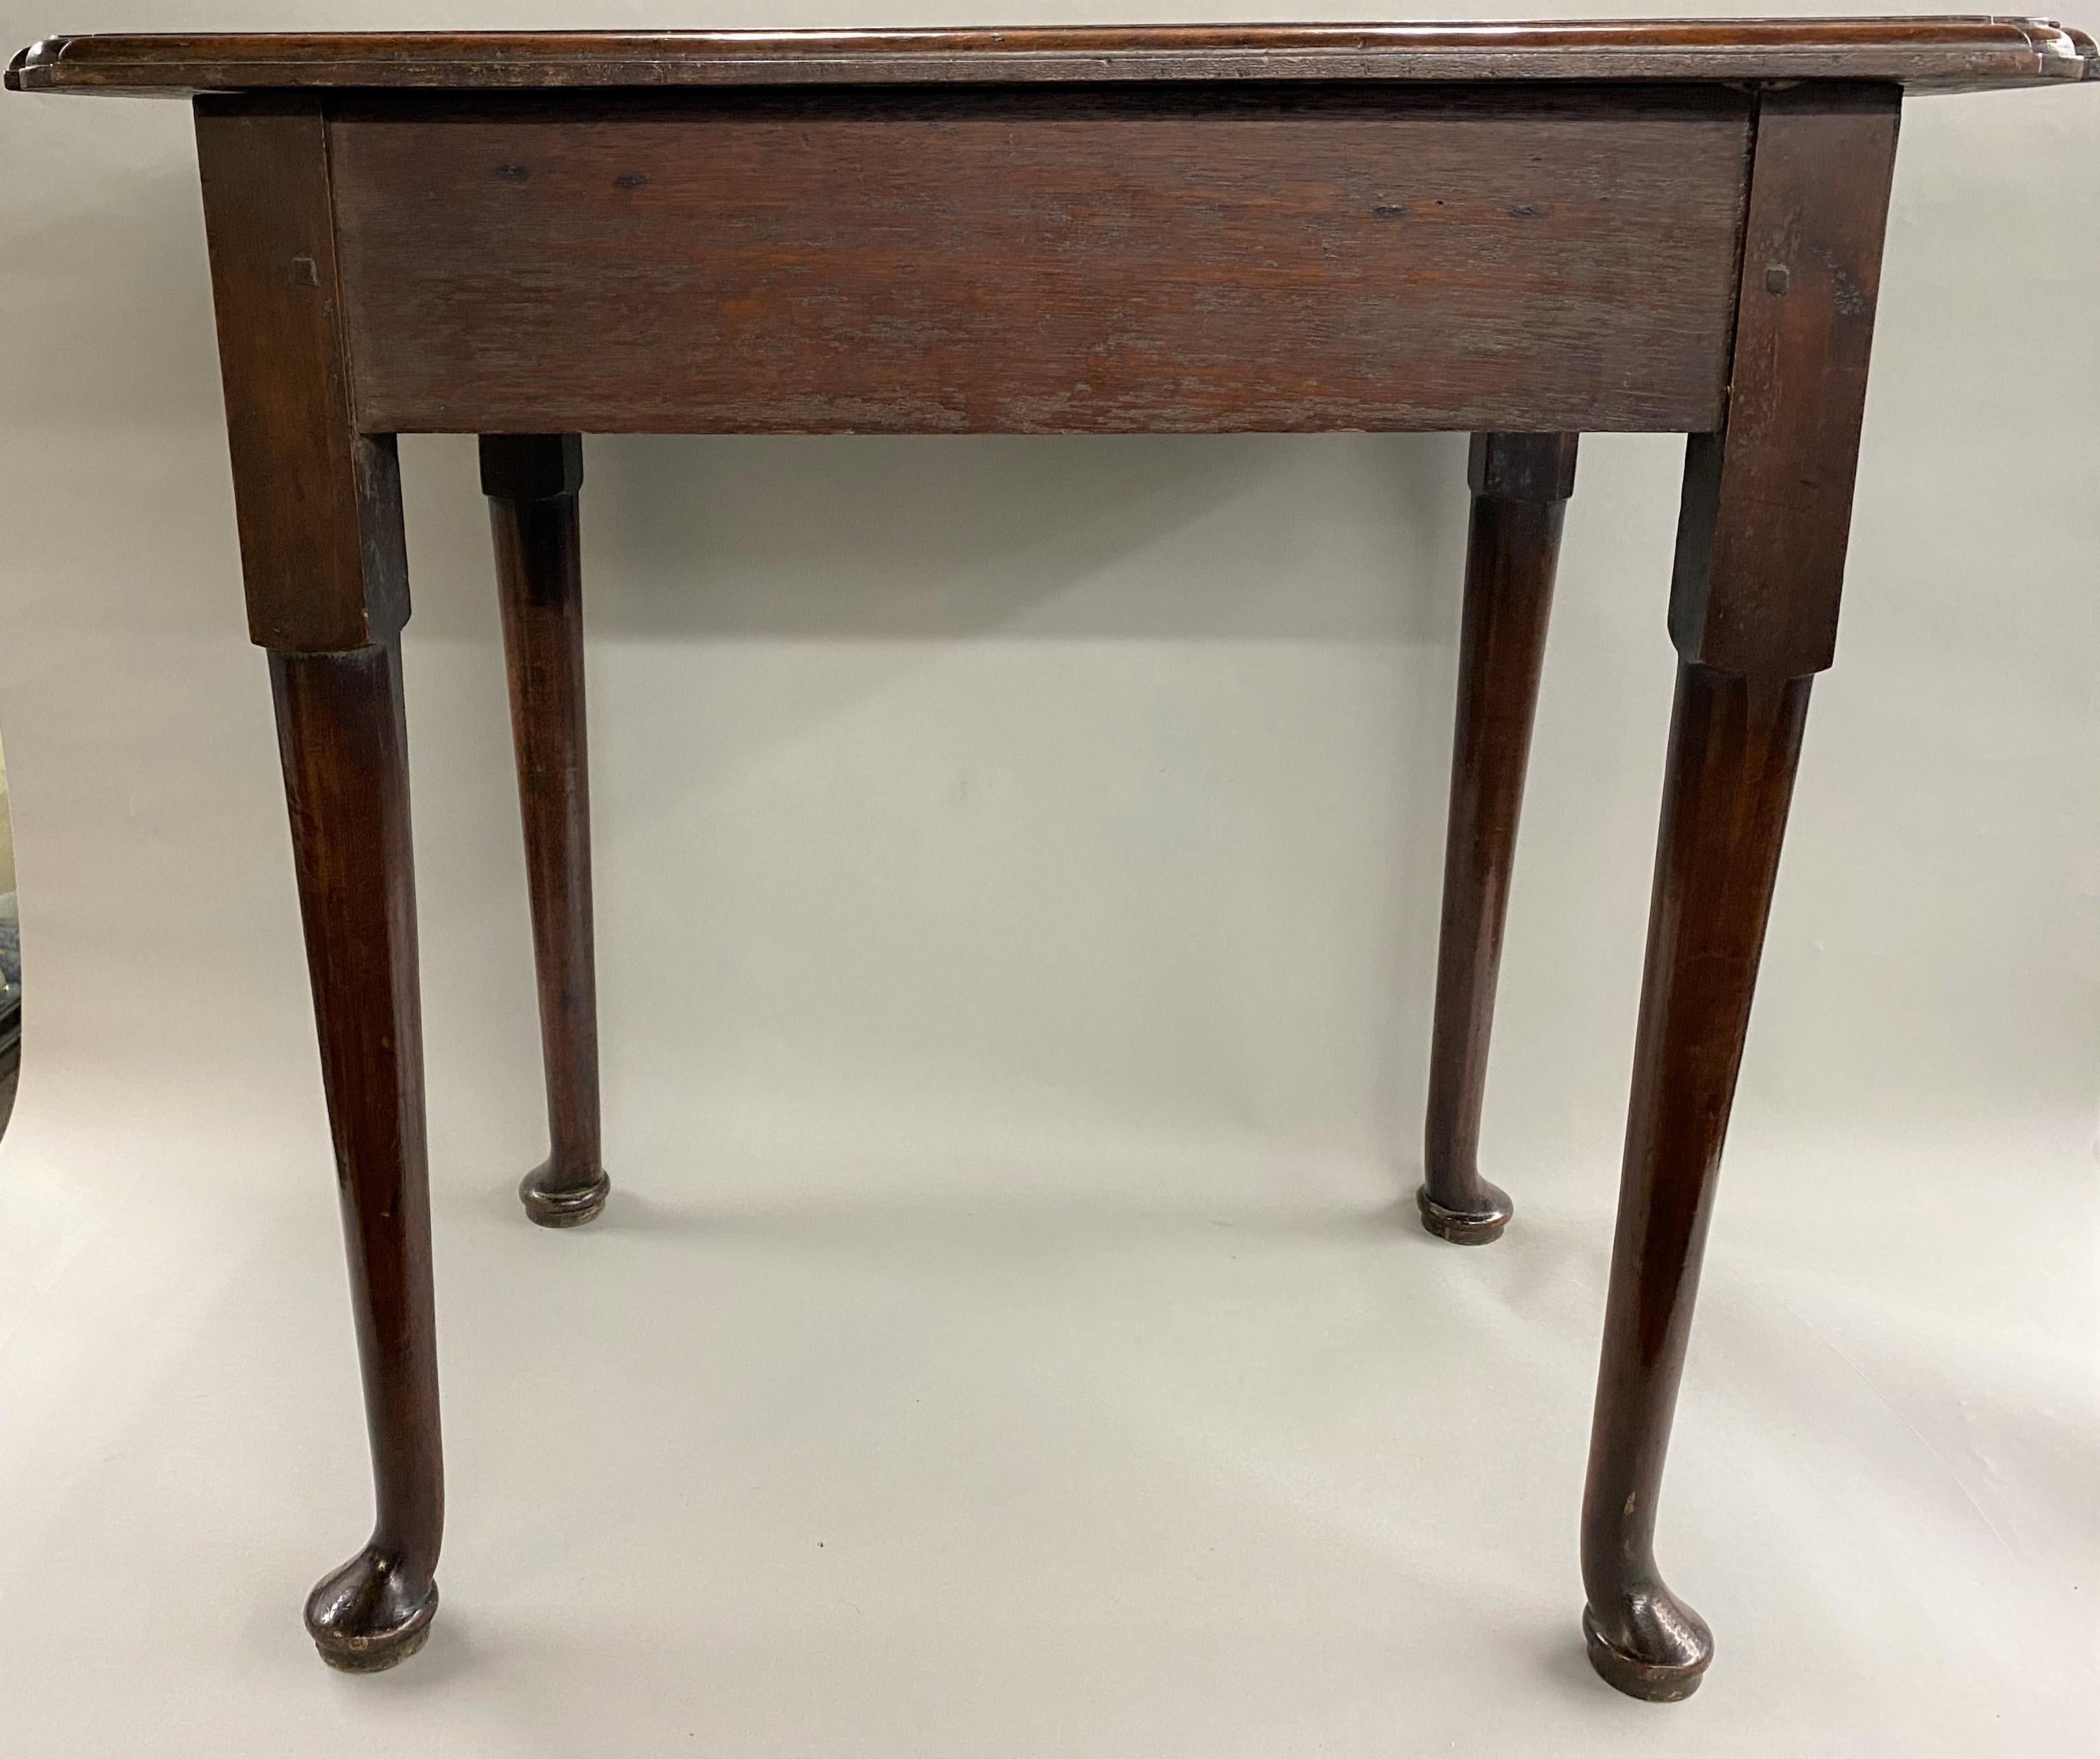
top-left (0, 3), bottom-right (2094, 1754)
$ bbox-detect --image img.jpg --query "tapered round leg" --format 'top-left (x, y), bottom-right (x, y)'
top-left (272, 643), bottom-right (446, 1674)
top-left (1580, 664), bottom-right (1810, 1702)
top-left (483, 435), bottom-right (612, 1230)
top-left (1419, 434), bottom-right (1577, 1243)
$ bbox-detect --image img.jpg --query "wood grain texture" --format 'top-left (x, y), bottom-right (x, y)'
top-left (1669, 84), bottom-right (1903, 677)
top-left (1578, 84), bottom-right (1903, 1701)
top-left (482, 435), bottom-right (611, 1230)
top-left (21, 8), bottom-right (2077, 1703)
top-left (271, 639), bottom-right (443, 1673)
top-left (195, 96), bottom-right (408, 651)
top-left (1418, 434), bottom-right (1577, 1245)
top-left (10, 18), bottom-right (2097, 96)
top-left (332, 87), bottom-right (1751, 436)
top-left (1580, 664), bottom-right (1812, 1701)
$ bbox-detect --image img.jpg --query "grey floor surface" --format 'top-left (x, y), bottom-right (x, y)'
top-left (0, 1066), bottom-right (2088, 1758)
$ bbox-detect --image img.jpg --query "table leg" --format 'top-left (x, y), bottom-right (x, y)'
top-left (195, 95), bottom-right (445, 1669)
top-left (481, 434), bottom-right (610, 1228)
top-left (1580, 662), bottom-right (1808, 1697)
top-left (273, 640), bottom-right (444, 1671)
top-left (1418, 433), bottom-right (1577, 1243)
top-left (1577, 83), bottom-right (1901, 1699)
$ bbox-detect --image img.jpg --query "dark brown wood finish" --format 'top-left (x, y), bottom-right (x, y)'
top-left (194, 97), bottom-right (405, 651)
top-left (197, 88), bottom-right (444, 1671)
top-left (9, 15), bottom-right (2087, 1704)
top-left (271, 639), bottom-right (442, 1673)
top-left (481, 434), bottom-right (610, 1228)
top-left (1418, 433), bottom-right (1577, 1244)
top-left (330, 88), bottom-right (1749, 436)
top-left (1673, 84), bottom-right (1903, 677)
top-left (1582, 662), bottom-right (1811, 1699)
top-left (1579, 82), bottom-right (1901, 1701)
top-left (9, 18), bottom-right (2095, 95)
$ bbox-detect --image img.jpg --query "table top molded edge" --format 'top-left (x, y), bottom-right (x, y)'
top-left (8, 18), bottom-right (2097, 98)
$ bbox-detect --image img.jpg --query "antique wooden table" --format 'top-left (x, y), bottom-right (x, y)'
top-left (9, 18), bottom-right (2093, 1701)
